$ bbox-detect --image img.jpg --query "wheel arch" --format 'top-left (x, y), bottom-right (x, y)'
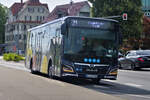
top-left (30, 58), bottom-right (33, 69)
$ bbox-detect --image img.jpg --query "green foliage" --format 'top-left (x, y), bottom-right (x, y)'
top-left (0, 4), bottom-right (7, 44)
top-left (3, 53), bottom-right (25, 62)
top-left (88, 0), bottom-right (143, 50)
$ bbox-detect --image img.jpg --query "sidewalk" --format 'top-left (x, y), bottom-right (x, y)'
top-left (0, 56), bottom-right (29, 71)
top-left (0, 56), bottom-right (24, 65)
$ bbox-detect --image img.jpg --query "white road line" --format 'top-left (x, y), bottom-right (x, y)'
top-left (104, 80), bottom-right (143, 87)
top-left (127, 94), bottom-right (150, 99)
top-left (104, 80), bottom-right (117, 83)
top-left (124, 83), bottom-right (143, 87)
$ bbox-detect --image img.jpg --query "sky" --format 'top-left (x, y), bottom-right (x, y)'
top-left (0, 0), bottom-right (87, 12)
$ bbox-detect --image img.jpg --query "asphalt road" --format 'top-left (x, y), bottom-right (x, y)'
top-left (0, 60), bottom-right (150, 100)
top-left (0, 66), bottom-right (125, 100)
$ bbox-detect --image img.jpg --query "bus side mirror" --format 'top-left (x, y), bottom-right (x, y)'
top-left (61, 23), bottom-right (67, 35)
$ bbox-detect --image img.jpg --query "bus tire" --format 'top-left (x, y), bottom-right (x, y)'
top-left (30, 58), bottom-right (35, 74)
top-left (48, 60), bottom-right (54, 79)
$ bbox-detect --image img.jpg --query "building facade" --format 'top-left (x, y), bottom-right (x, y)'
top-left (5, 0), bottom-right (49, 54)
top-left (142, 0), bottom-right (150, 17)
top-left (44, 1), bottom-right (91, 23)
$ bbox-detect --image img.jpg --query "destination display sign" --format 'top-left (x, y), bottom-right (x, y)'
top-left (69, 19), bottom-right (116, 30)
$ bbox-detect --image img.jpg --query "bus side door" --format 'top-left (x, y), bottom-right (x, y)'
top-left (55, 28), bottom-right (61, 76)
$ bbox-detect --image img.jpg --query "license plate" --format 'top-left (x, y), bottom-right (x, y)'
top-left (86, 75), bottom-right (97, 78)
top-left (86, 69), bottom-right (98, 72)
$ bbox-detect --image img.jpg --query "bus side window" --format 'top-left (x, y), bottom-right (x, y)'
top-left (30, 33), bottom-right (33, 48)
top-left (56, 28), bottom-right (61, 44)
top-left (35, 35), bottom-right (37, 48)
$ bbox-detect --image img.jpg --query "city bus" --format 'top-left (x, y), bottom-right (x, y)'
top-left (25, 16), bottom-right (121, 83)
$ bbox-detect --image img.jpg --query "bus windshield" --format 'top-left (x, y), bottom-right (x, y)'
top-left (64, 27), bottom-right (117, 57)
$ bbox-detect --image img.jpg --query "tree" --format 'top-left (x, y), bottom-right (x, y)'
top-left (0, 3), bottom-right (7, 44)
top-left (88, 0), bottom-right (143, 50)
top-left (141, 16), bottom-right (150, 49)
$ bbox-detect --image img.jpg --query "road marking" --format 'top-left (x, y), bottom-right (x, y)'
top-left (104, 80), bottom-right (117, 83)
top-left (104, 80), bottom-right (143, 87)
top-left (124, 83), bottom-right (143, 87)
top-left (127, 94), bottom-right (150, 99)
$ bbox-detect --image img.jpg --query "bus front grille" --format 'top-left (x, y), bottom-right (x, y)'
top-left (74, 64), bottom-right (109, 75)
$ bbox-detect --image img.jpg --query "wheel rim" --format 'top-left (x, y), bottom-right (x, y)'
top-left (131, 63), bottom-right (135, 70)
top-left (48, 67), bottom-right (53, 78)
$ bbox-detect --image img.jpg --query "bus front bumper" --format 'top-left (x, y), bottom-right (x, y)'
top-left (61, 73), bottom-right (117, 80)
top-left (61, 63), bottom-right (118, 80)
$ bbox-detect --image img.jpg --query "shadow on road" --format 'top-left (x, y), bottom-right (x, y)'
top-left (60, 78), bottom-right (150, 96)
top-left (33, 72), bottom-right (150, 97)
top-left (85, 80), bottom-right (150, 96)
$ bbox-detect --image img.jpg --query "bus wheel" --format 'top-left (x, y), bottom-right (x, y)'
top-left (92, 78), bottom-right (101, 84)
top-left (48, 66), bottom-right (54, 78)
top-left (30, 59), bottom-right (36, 74)
top-left (131, 63), bottom-right (136, 70)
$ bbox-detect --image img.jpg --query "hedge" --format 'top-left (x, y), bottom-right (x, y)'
top-left (3, 53), bottom-right (25, 62)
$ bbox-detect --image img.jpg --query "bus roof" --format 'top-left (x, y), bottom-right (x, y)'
top-left (28, 16), bottom-right (118, 31)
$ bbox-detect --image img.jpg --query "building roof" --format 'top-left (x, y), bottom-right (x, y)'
top-left (8, 20), bottom-right (42, 24)
top-left (44, 1), bottom-right (90, 22)
top-left (10, 3), bottom-right (25, 16)
top-left (10, 0), bottom-right (48, 16)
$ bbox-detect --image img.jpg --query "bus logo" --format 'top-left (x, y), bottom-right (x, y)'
top-left (89, 64), bottom-right (95, 68)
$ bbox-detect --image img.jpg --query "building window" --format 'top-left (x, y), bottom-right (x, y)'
top-left (79, 12), bottom-right (90, 17)
top-left (58, 14), bottom-right (62, 18)
top-left (25, 16), bottom-right (27, 21)
top-left (37, 16), bottom-right (39, 21)
top-left (17, 25), bottom-right (19, 30)
top-left (30, 25), bottom-right (32, 28)
top-left (19, 34), bottom-right (21, 40)
top-left (38, 8), bottom-right (44, 13)
top-left (24, 34), bottom-right (26, 40)
top-left (12, 35), bottom-right (14, 41)
top-left (30, 16), bottom-right (32, 21)
top-left (24, 25), bottom-right (26, 30)
top-left (40, 16), bottom-right (42, 21)
top-left (28, 8), bottom-right (34, 13)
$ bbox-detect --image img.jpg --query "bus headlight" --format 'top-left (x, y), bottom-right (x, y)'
top-left (109, 69), bottom-right (118, 75)
top-left (63, 65), bottom-right (74, 73)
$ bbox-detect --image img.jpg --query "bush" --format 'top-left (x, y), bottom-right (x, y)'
top-left (3, 53), bottom-right (25, 62)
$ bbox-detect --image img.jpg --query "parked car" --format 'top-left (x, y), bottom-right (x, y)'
top-left (118, 52), bottom-right (124, 58)
top-left (118, 50), bottom-right (150, 70)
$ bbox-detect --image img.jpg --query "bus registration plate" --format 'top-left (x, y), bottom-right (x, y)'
top-left (86, 74), bottom-right (97, 78)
